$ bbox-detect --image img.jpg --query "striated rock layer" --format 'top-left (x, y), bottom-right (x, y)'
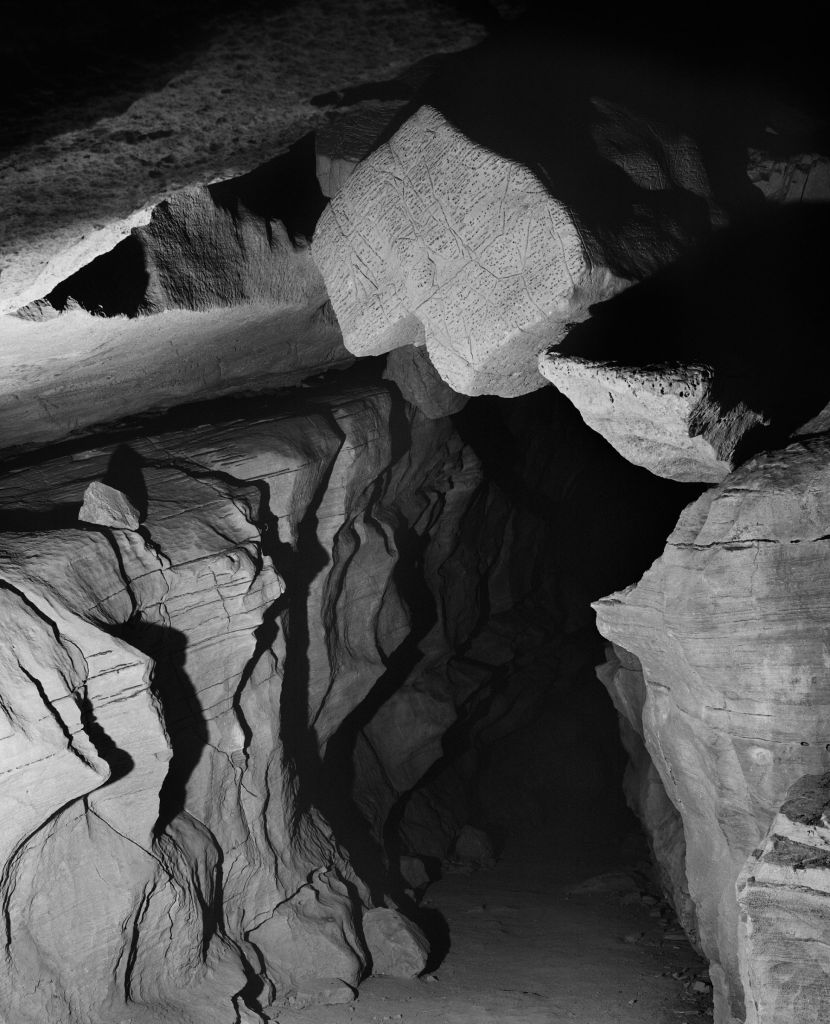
top-left (594, 436), bottom-right (830, 1023)
top-left (737, 771), bottom-right (830, 1024)
top-left (0, 382), bottom-right (485, 1022)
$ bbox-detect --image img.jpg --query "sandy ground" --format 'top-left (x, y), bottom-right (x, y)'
top-left (276, 837), bottom-right (713, 1024)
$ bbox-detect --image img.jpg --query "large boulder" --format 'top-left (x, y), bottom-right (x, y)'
top-left (312, 94), bottom-right (724, 398)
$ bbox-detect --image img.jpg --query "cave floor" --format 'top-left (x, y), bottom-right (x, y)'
top-left (277, 834), bottom-right (713, 1024)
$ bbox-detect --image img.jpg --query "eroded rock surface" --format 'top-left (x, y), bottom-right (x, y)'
top-left (0, 383), bottom-right (491, 1021)
top-left (539, 354), bottom-right (766, 482)
top-left (594, 436), bottom-right (830, 1023)
top-left (0, 186), bottom-right (348, 454)
top-left (312, 106), bottom-right (624, 398)
top-left (312, 87), bottom-right (728, 398)
top-left (0, 2), bottom-right (485, 315)
top-left (747, 148), bottom-right (830, 204)
top-left (737, 772), bottom-right (830, 1024)
top-left (363, 908), bottom-right (430, 977)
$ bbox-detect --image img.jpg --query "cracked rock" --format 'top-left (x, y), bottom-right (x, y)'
top-left (78, 480), bottom-right (141, 530)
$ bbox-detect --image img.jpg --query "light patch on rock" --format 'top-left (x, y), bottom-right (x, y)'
top-left (79, 481), bottom-right (141, 530)
top-left (363, 907), bottom-right (430, 978)
top-left (539, 353), bottom-right (767, 482)
top-left (313, 105), bottom-right (630, 398)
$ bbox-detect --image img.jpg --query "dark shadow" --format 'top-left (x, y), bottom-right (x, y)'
top-left (557, 205), bottom-right (830, 463)
top-left (417, 25), bottom-right (771, 281)
top-left (208, 133), bottom-right (329, 242)
top-left (453, 388), bottom-right (704, 613)
top-left (0, 503), bottom-right (82, 532)
top-left (33, 131), bottom-right (326, 318)
top-left (103, 443), bottom-right (150, 518)
top-left (44, 235), bottom-right (149, 317)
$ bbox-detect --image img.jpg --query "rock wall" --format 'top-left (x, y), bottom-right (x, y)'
top-left (594, 437), bottom-right (830, 1023)
top-left (0, 384), bottom-right (487, 1022)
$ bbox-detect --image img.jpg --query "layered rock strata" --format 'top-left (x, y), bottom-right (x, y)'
top-left (538, 354), bottom-right (766, 483)
top-left (0, 186), bottom-right (349, 454)
top-left (0, 383), bottom-right (485, 1022)
top-left (594, 436), bottom-right (830, 1023)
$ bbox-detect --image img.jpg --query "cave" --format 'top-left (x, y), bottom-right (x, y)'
top-left (2, 4), bottom-right (829, 1023)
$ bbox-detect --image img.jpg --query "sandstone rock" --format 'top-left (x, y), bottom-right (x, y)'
top-left (539, 354), bottom-right (766, 483)
top-left (282, 977), bottom-right (357, 1009)
top-left (0, 3), bottom-right (485, 316)
top-left (312, 105), bottom-right (630, 398)
top-left (78, 480), bottom-right (141, 529)
top-left (384, 343), bottom-right (469, 418)
top-left (597, 643), bottom-right (698, 942)
top-left (450, 825), bottom-right (497, 869)
top-left (363, 907), bottom-right (430, 977)
top-left (0, 186), bottom-right (350, 454)
top-left (399, 855), bottom-right (432, 892)
top-left (594, 435), bottom-right (830, 1023)
top-left (312, 75), bottom-right (732, 400)
top-left (737, 772), bottom-right (830, 1024)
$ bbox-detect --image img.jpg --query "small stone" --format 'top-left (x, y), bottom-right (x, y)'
top-left (623, 931), bottom-right (645, 944)
top-left (450, 825), bottom-right (497, 870)
top-left (363, 908), bottom-right (430, 978)
top-left (78, 481), bottom-right (141, 530)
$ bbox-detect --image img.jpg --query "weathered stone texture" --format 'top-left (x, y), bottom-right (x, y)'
top-left (747, 148), bottom-right (830, 204)
top-left (594, 436), bottom-right (830, 1023)
top-left (737, 772), bottom-right (830, 1024)
top-left (313, 105), bottom-right (629, 398)
top-left (0, 383), bottom-right (492, 1021)
top-left (0, 2), bottom-right (485, 315)
top-left (539, 355), bottom-right (766, 483)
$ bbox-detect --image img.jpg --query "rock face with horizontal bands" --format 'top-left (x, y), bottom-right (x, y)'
top-left (538, 354), bottom-right (766, 483)
top-left (737, 772), bottom-right (830, 1024)
top-left (0, 383), bottom-right (498, 1021)
top-left (594, 436), bottom-right (830, 1023)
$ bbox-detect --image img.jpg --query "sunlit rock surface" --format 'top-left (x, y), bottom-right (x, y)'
top-left (594, 437), bottom-right (830, 1023)
top-left (737, 771), bottom-right (830, 1024)
top-left (0, 186), bottom-right (349, 454)
top-left (312, 99), bottom-right (723, 398)
top-left (539, 354), bottom-right (766, 482)
top-left (0, 2), bottom-right (485, 315)
top-left (0, 383), bottom-right (490, 1021)
top-left (747, 148), bottom-right (830, 203)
